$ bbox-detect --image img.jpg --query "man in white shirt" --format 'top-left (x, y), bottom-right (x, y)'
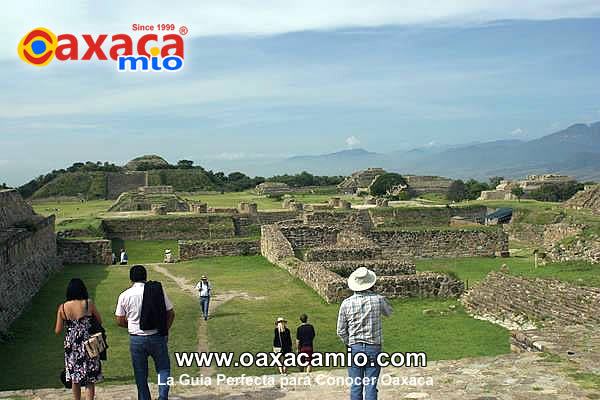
top-left (194, 275), bottom-right (212, 321)
top-left (115, 265), bottom-right (175, 400)
top-left (120, 248), bottom-right (128, 265)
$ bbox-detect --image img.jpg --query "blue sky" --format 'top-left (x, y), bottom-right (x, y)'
top-left (2, 1), bottom-right (600, 185)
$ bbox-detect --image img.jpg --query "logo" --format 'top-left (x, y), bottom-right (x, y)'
top-left (18, 27), bottom-right (57, 66)
top-left (18, 27), bottom-right (185, 72)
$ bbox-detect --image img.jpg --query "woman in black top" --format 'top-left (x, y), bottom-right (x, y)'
top-left (273, 317), bottom-right (292, 375)
top-left (296, 313), bottom-right (316, 373)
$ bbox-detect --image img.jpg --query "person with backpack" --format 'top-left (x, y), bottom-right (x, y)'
top-left (195, 275), bottom-right (212, 321)
top-left (115, 265), bottom-right (175, 400)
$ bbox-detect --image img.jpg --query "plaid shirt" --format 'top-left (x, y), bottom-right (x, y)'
top-left (337, 291), bottom-right (393, 346)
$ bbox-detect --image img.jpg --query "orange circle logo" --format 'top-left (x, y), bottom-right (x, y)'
top-left (18, 27), bottom-right (57, 67)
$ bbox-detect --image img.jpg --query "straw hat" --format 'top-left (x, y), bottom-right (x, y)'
top-left (276, 317), bottom-right (287, 323)
top-left (348, 267), bottom-right (377, 292)
top-left (201, 275), bottom-right (207, 280)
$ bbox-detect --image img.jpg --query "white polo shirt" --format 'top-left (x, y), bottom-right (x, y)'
top-left (115, 282), bottom-right (174, 336)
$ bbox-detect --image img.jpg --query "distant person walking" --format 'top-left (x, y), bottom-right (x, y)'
top-left (195, 275), bottom-right (212, 320)
top-left (296, 313), bottom-right (316, 373)
top-left (54, 278), bottom-right (104, 400)
top-left (337, 267), bottom-right (393, 400)
top-left (273, 317), bottom-right (293, 375)
top-left (120, 248), bottom-right (128, 265)
top-left (115, 265), bottom-right (175, 400)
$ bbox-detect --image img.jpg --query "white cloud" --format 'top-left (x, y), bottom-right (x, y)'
top-left (346, 136), bottom-right (360, 147)
top-left (425, 141), bottom-right (437, 147)
top-left (509, 128), bottom-right (524, 136)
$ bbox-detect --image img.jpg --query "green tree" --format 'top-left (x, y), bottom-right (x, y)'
top-left (447, 180), bottom-right (468, 202)
top-left (369, 173), bottom-right (407, 197)
top-left (511, 187), bottom-right (525, 202)
top-left (177, 160), bottom-right (194, 169)
top-left (489, 176), bottom-right (504, 188)
top-left (465, 179), bottom-right (490, 200)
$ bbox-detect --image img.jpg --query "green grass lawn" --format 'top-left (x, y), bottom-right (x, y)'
top-left (169, 256), bottom-right (510, 377)
top-left (0, 264), bottom-right (201, 391)
top-left (32, 199), bottom-right (113, 223)
top-left (112, 240), bottom-right (180, 264)
top-left (416, 256), bottom-right (600, 287)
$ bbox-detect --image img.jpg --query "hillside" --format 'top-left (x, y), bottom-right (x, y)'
top-left (254, 122), bottom-right (600, 180)
top-left (31, 172), bottom-right (107, 200)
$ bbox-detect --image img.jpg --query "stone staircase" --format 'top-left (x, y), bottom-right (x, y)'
top-left (462, 272), bottom-right (600, 328)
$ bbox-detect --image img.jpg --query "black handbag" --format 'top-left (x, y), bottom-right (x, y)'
top-left (60, 369), bottom-right (72, 389)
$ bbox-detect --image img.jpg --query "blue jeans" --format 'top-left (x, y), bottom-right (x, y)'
top-left (130, 334), bottom-right (170, 400)
top-left (200, 296), bottom-right (210, 320)
top-left (348, 343), bottom-right (381, 400)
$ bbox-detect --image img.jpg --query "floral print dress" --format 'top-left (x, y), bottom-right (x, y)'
top-left (64, 315), bottom-right (104, 385)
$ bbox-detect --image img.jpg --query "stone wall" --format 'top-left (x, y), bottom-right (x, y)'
top-left (1, 190), bottom-right (61, 333)
top-left (367, 228), bottom-right (508, 259)
top-left (405, 175), bottom-right (454, 194)
top-left (57, 239), bottom-right (112, 264)
top-left (548, 236), bottom-right (600, 264)
top-left (0, 190), bottom-right (35, 229)
top-left (101, 214), bottom-right (235, 240)
top-left (279, 225), bottom-right (340, 249)
top-left (303, 210), bottom-right (372, 231)
top-left (261, 223), bottom-right (464, 303)
top-left (504, 222), bottom-right (585, 250)
top-left (309, 260), bottom-right (416, 277)
top-left (105, 172), bottom-right (146, 200)
top-left (376, 273), bottom-right (464, 299)
top-left (369, 206), bottom-right (487, 228)
top-left (462, 272), bottom-right (600, 328)
top-left (303, 246), bottom-right (383, 261)
top-left (234, 211), bottom-right (300, 237)
top-left (275, 257), bottom-right (350, 303)
top-left (260, 225), bottom-right (294, 263)
top-left (179, 238), bottom-right (260, 260)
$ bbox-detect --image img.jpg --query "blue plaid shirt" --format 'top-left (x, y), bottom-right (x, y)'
top-left (337, 291), bottom-right (393, 346)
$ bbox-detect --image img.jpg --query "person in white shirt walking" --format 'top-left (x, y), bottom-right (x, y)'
top-left (115, 265), bottom-right (175, 400)
top-left (120, 248), bottom-right (128, 265)
top-left (195, 275), bottom-right (212, 321)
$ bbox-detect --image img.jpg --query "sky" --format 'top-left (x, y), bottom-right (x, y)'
top-left (2, 1), bottom-right (600, 186)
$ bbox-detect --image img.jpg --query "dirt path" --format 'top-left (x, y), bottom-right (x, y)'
top-left (150, 263), bottom-right (261, 376)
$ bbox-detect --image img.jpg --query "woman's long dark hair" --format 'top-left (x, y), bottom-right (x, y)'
top-left (66, 278), bottom-right (89, 301)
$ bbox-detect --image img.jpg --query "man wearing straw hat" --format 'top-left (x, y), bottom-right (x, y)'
top-left (337, 267), bottom-right (392, 400)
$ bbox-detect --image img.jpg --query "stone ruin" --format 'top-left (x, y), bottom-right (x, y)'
top-left (188, 200), bottom-right (208, 213)
top-left (108, 185), bottom-right (189, 212)
top-left (564, 184), bottom-right (600, 214)
top-left (404, 175), bottom-right (454, 195)
top-left (238, 202), bottom-right (258, 215)
top-left (337, 168), bottom-right (454, 196)
top-left (0, 190), bottom-right (62, 333)
top-left (261, 223), bottom-right (465, 303)
top-left (255, 182), bottom-right (291, 196)
top-left (337, 168), bottom-right (386, 194)
top-left (479, 174), bottom-right (577, 200)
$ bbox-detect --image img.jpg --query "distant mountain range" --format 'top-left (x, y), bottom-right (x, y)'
top-left (211, 122), bottom-right (600, 181)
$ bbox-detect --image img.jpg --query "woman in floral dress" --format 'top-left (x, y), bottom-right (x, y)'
top-left (55, 279), bottom-right (104, 400)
